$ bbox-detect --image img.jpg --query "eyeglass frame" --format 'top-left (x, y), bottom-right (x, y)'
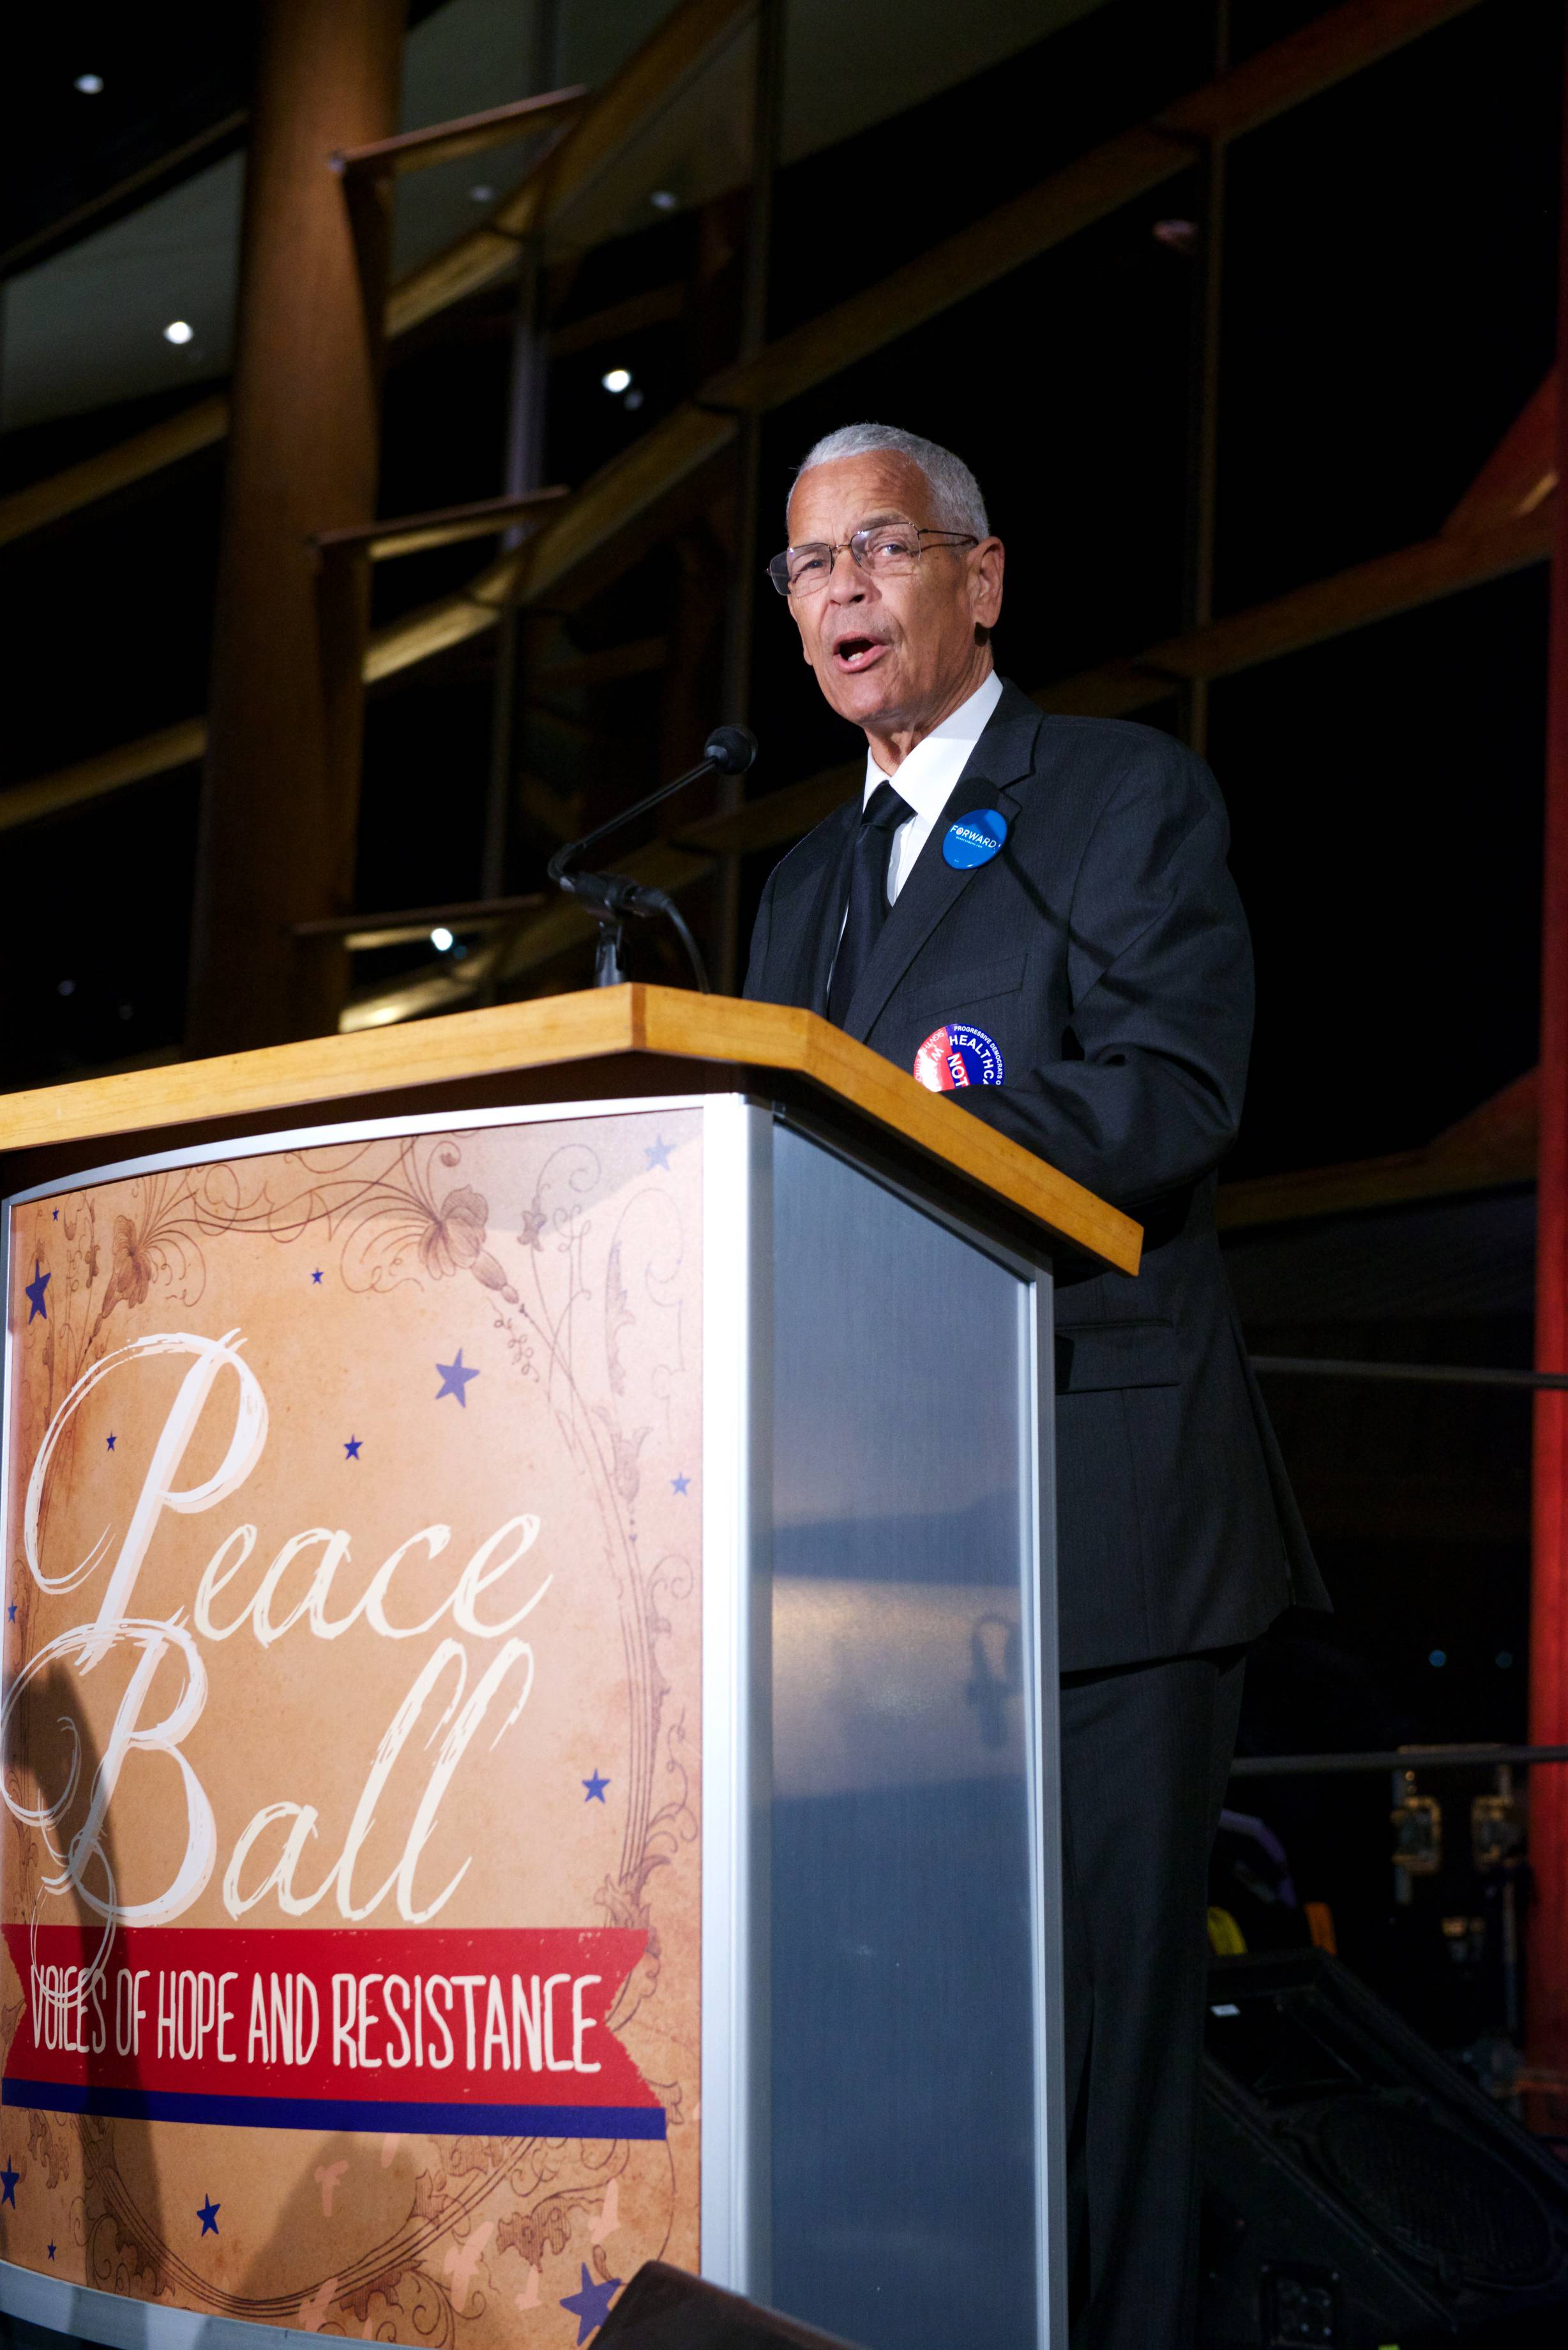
top-left (765, 522), bottom-right (979, 599)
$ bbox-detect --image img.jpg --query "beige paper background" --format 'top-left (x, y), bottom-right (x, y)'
top-left (0, 1111), bottom-right (703, 2339)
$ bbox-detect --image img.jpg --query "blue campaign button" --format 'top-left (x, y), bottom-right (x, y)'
top-left (942, 808), bottom-right (1009, 870)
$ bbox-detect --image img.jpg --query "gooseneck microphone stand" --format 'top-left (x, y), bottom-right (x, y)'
top-left (547, 724), bottom-right (758, 989)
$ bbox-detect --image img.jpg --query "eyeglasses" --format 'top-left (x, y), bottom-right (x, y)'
top-left (766, 523), bottom-right (978, 598)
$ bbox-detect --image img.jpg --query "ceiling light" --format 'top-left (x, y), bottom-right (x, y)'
top-left (624, 388), bottom-right (644, 411)
top-left (650, 190), bottom-right (678, 213)
top-left (163, 319), bottom-right (194, 345)
top-left (601, 367), bottom-right (631, 395)
top-left (469, 184), bottom-right (495, 204)
top-left (56, 980), bottom-right (75, 997)
top-left (75, 73), bottom-right (104, 94)
top-left (430, 925), bottom-right (455, 952)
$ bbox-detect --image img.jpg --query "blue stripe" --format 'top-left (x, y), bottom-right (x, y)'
top-left (2, 2079), bottom-right (665, 2139)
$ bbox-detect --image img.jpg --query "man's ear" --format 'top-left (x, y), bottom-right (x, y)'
top-left (969, 535), bottom-right (1005, 630)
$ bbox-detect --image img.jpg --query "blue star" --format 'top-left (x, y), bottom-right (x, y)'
top-left (24, 1262), bottom-right (49, 1323)
top-left (5, 1605), bottom-right (14, 1624)
top-left (670, 1473), bottom-right (690, 1495)
top-left (46, 2242), bottom-right (56, 2261)
top-left (197, 2195), bottom-right (220, 2235)
top-left (435, 1349), bottom-right (479, 1406)
top-left (312, 1269), bottom-right (324, 1285)
top-left (0, 2160), bottom-right (16, 2206)
top-left (644, 1135), bottom-right (672, 1171)
top-left (583, 1770), bottom-right (609, 1804)
top-left (106, 1434), bottom-right (116, 1452)
top-left (559, 2264), bottom-right (621, 2342)
top-left (50, 1209), bottom-right (58, 1222)
top-left (344, 1436), bottom-right (361, 1459)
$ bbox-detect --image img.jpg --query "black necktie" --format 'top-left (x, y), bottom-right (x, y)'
top-left (827, 780), bottom-right (910, 1026)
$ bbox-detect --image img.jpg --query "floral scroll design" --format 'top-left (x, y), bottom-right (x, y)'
top-left (8, 1122), bottom-right (697, 2335)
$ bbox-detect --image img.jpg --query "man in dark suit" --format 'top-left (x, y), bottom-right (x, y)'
top-left (744, 422), bottom-right (1328, 2349)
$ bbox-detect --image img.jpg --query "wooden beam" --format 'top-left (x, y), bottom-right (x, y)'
top-left (1215, 1069), bottom-right (1539, 1229)
top-left (310, 483), bottom-right (568, 561)
top-left (0, 395), bottom-right (229, 550)
top-left (384, 0), bottom-right (753, 338)
top-left (1037, 502), bottom-right (1555, 719)
top-left (533, 635), bottom-right (668, 688)
top-left (294, 890), bottom-right (545, 950)
top-left (704, 0), bottom-right (1486, 421)
top-left (340, 758), bottom-right (861, 1024)
top-left (1156, 0), bottom-right (1486, 141)
top-left (187, 0), bottom-right (404, 1055)
top-left (1, 109), bottom-right (249, 278)
top-left (330, 85), bottom-right (586, 179)
top-left (548, 282), bottom-right (686, 359)
top-left (1445, 369), bottom-right (1558, 536)
top-left (0, 718), bottom-right (207, 832)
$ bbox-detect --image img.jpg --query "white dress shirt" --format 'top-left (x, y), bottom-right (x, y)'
top-left (866, 669), bottom-right (1004, 903)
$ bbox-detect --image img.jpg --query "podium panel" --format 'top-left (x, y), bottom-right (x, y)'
top-left (0, 1086), bottom-right (1064, 2349)
top-left (769, 1125), bottom-right (1060, 2349)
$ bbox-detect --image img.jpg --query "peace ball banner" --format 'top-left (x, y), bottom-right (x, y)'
top-left (0, 1114), bottom-right (704, 2339)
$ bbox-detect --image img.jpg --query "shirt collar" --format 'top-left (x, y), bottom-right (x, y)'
top-left (861, 670), bottom-right (1004, 818)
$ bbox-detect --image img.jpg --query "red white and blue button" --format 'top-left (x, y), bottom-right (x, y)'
top-left (914, 1022), bottom-right (1005, 1091)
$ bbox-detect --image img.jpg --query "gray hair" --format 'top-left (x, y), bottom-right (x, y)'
top-left (790, 421), bottom-right (990, 538)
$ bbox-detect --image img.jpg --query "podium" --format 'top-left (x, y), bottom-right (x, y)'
top-left (0, 988), bottom-right (1137, 2350)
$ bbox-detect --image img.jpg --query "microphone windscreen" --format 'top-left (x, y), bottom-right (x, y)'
top-left (704, 723), bottom-right (758, 776)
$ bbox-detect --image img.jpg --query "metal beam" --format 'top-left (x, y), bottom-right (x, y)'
top-left (309, 483), bottom-right (568, 561)
top-left (329, 85), bottom-right (586, 179)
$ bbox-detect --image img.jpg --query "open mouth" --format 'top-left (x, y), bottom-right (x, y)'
top-left (832, 634), bottom-right (886, 673)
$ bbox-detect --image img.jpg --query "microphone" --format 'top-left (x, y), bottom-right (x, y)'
top-left (702, 723), bottom-right (757, 776)
top-left (548, 724), bottom-right (758, 990)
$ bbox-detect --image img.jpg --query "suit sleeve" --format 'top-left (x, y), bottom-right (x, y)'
top-left (958, 741), bottom-right (1253, 1211)
top-left (742, 866), bottom-right (777, 1001)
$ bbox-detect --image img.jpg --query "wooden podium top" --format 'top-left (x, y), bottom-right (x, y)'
top-left (0, 985), bottom-right (1140, 1273)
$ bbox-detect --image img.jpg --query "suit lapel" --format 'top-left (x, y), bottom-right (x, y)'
top-left (844, 679), bottom-right (1043, 1042)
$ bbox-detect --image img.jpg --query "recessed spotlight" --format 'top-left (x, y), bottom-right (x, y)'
top-left (601, 367), bottom-right (631, 395)
top-left (649, 190), bottom-right (678, 213)
top-left (56, 979), bottom-right (75, 997)
top-left (469, 184), bottom-right (495, 204)
top-left (75, 72), bottom-right (104, 95)
top-left (163, 319), bottom-right (194, 345)
top-left (430, 925), bottom-right (455, 952)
